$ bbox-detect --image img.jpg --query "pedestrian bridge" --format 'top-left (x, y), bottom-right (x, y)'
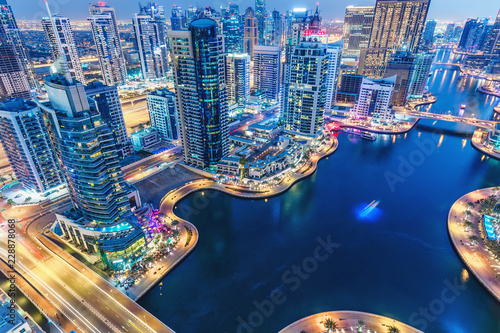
top-left (395, 110), bottom-right (497, 129)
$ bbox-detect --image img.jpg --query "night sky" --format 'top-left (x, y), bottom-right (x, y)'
top-left (8, 0), bottom-right (500, 22)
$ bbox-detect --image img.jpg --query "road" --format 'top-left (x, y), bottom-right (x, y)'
top-left (278, 310), bottom-right (423, 333)
top-left (0, 197), bottom-right (174, 333)
top-left (122, 146), bottom-right (182, 184)
top-left (396, 109), bottom-right (497, 129)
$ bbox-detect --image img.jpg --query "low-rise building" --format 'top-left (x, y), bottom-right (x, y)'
top-left (0, 299), bottom-right (32, 333)
top-left (131, 127), bottom-right (160, 151)
top-left (217, 156), bottom-right (241, 176)
top-left (247, 142), bottom-right (303, 180)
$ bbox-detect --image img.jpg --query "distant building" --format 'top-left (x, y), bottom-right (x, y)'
top-left (255, 0), bottom-right (266, 45)
top-left (132, 3), bottom-right (168, 80)
top-left (444, 23), bottom-right (455, 42)
top-left (358, 0), bottom-right (430, 78)
top-left (484, 9), bottom-right (500, 54)
top-left (88, 3), bottom-right (127, 86)
top-left (85, 82), bottom-right (133, 158)
top-left (170, 5), bottom-right (187, 30)
top-left (226, 53), bottom-right (250, 107)
top-left (0, 0), bottom-right (37, 90)
top-left (458, 18), bottom-right (489, 52)
top-left (243, 7), bottom-right (258, 58)
top-left (350, 76), bottom-right (396, 122)
top-left (42, 12), bottom-right (85, 83)
top-left (421, 19), bottom-right (437, 49)
top-left (282, 40), bottom-right (329, 137)
top-left (0, 98), bottom-right (63, 194)
top-left (147, 89), bottom-right (179, 141)
top-left (342, 6), bottom-right (374, 59)
top-left (384, 51), bottom-right (414, 106)
top-left (253, 45), bottom-right (281, 102)
top-left (408, 53), bottom-right (433, 99)
top-left (169, 18), bottom-right (229, 170)
top-left (221, 4), bottom-right (244, 53)
top-left (131, 127), bottom-right (160, 151)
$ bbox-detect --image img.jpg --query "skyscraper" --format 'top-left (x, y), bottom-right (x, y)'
top-left (384, 51), bottom-right (414, 106)
top-left (147, 89), bottom-right (180, 141)
top-left (37, 71), bottom-right (145, 270)
top-left (444, 23), bottom-right (455, 42)
top-left (253, 45), bottom-right (281, 102)
top-left (282, 40), bottom-right (329, 137)
top-left (85, 82), bottom-right (133, 158)
top-left (89, 3), bottom-right (127, 86)
top-left (458, 18), bottom-right (489, 52)
top-left (483, 9), bottom-right (500, 54)
top-left (169, 18), bottom-right (229, 170)
top-left (0, 41), bottom-right (30, 100)
top-left (325, 42), bottom-right (343, 112)
top-left (408, 52), bottom-right (433, 99)
top-left (421, 19), bottom-right (437, 48)
top-left (42, 8), bottom-right (85, 83)
top-left (350, 76), bottom-right (396, 122)
top-left (0, 98), bottom-right (63, 194)
top-left (170, 5), bottom-right (187, 30)
top-left (221, 4), bottom-right (244, 53)
top-left (342, 6), bottom-right (374, 59)
top-left (244, 7), bottom-right (258, 58)
top-left (358, 0), bottom-right (430, 78)
top-left (0, 0), bottom-right (37, 90)
top-left (133, 3), bottom-right (168, 80)
top-left (226, 53), bottom-right (250, 107)
top-left (255, 0), bottom-right (266, 45)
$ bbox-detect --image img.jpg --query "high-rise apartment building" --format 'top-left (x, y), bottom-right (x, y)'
top-left (133, 3), bottom-right (168, 80)
top-left (0, 0), bottom-right (37, 90)
top-left (147, 89), bottom-right (180, 141)
top-left (255, 0), bottom-right (266, 45)
top-left (336, 74), bottom-right (365, 104)
top-left (89, 3), bottom-right (127, 86)
top-left (358, 0), bottom-right (430, 78)
top-left (85, 82), bottom-right (133, 158)
top-left (458, 18), bottom-right (489, 52)
top-left (253, 45), bottom-right (281, 102)
top-left (0, 98), bottom-right (63, 194)
top-left (342, 6), bottom-right (374, 59)
top-left (244, 7), bottom-right (258, 57)
top-left (444, 23), bottom-right (455, 42)
top-left (384, 51), bottom-right (414, 106)
top-left (0, 41), bottom-right (31, 100)
top-left (325, 42), bottom-right (343, 112)
top-left (421, 19), bottom-right (437, 48)
top-left (483, 10), bottom-right (500, 54)
top-left (226, 53), bottom-right (250, 107)
top-left (408, 53), bottom-right (433, 98)
top-left (42, 11), bottom-right (85, 83)
top-left (37, 71), bottom-right (144, 270)
top-left (221, 4), bottom-right (244, 53)
top-left (169, 18), bottom-right (229, 170)
top-left (282, 40), bottom-right (329, 137)
top-left (350, 76), bottom-right (396, 122)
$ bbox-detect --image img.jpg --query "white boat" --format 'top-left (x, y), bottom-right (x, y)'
top-left (361, 132), bottom-right (377, 140)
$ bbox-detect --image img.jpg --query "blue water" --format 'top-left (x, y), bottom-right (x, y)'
top-left (139, 49), bottom-right (500, 332)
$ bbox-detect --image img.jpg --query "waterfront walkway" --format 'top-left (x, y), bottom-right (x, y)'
top-left (448, 187), bottom-right (500, 303)
top-left (278, 310), bottom-right (423, 333)
top-left (471, 127), bottom-right (500, 161)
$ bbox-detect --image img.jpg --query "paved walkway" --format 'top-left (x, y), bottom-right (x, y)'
top-left (278, 310), bottom-right (423, 333)
top-left (471, 127), bottom-right (500, 161)
top-left (448, 187), bottom-right (500, 304)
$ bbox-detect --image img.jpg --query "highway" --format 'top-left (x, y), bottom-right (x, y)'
top-left (396, 109), bottom-right (498, 129)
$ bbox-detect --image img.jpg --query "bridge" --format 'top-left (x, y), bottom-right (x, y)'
top-left (395, 109), bottom-right (497, 129)
top-left (431, 62), bottom-right (461, 67)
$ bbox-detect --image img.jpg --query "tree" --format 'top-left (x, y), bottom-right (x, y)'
top-left (387, 325), bottom-right (400, 333)
top-left (469, 235), bottom-right (479, 245)
top-left (171, 220), bottom-right (180, 227)
top-left (356, 320), bottom-right (366, 332)
top-left (299, 331), bottom-right (307, 333)
top-left (463, 221), bottom-right (473, 231)
top-left (321, 317), bottom-right (339, 332)
top-left (0, 176), bottom-right (7, 185)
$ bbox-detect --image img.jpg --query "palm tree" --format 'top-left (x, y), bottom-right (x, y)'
top-left (356, 320), bottom-right (366, 332)
top-left (387, 325), bottom-right (400, 333)
top-left (469, 235), bottom-right (479, 245)
top-left (321, 317), bottom-right (339, 332)
top-left (299, 331), bottom-right (307, 333)
top-left (463, 221), bottom-right (473, 231)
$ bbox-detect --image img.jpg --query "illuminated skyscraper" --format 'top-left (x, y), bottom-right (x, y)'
top-left (458, 18), bottom-right (489, 52)
top-left (0, 98), bottom-right (63, 194)
top-left (255, 0), bottom-right (266, 45)
top-left (221, 4), bottom-right (243, 53)
top-left (350, 76), bottom-right (396, 122)
top-left (444, 23), bottom-right (455, 42)
top-left (170, 5), bottom-right (187, 30)
top-left (244, 7), bottom-right (258, 57)
top-left (37, 71), bottom-right (145, 270)
top-left (253, 45), bottom-right (281, 102)
top-left (421, 19), bottom-right (437, 48)
top-left (384, 51), bottom-right (414, 106)
top-left (342, 6), bottom-right (374, 59)
top-left (484, 9), bottom-right (500, 54)
top-left (226, 53), bottom-right (250, 107)
top-left (0, 41), bottom-right (30, 100)
top-left (325, 42), bottom-right (343, 112)
top-left (0, 0), bottom-right (37, 91)
top-left (89, 3), bottom-right (127, 86)
top-left (408, 52), bottom-right (433, 98)
top-left (133, 3), bottom-right (168, 80)
top-left (147, 89), bottom-right (180, 141)
top-left (42, 7), bottom-right (85, 83)
top-left (169, 19), bottom-right (229, 170)
top-left (358, 0), bottom-right (430, 78)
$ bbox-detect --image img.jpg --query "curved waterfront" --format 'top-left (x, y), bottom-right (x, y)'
top-left (139, 49), bottom-right (500, 332)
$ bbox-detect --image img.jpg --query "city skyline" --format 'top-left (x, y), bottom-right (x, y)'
top-left (10, 0), bottom-right (500, 22)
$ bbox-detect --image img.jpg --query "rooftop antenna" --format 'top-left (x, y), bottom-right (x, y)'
top-left (45, 0), bottom-right (73, 84)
